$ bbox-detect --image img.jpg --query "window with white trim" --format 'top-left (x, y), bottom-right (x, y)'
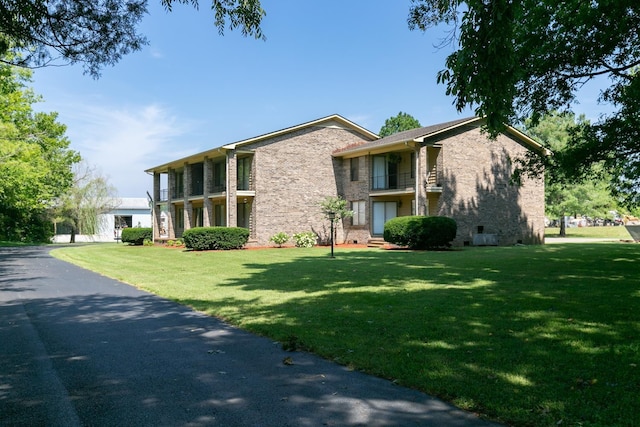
top-left (351, 200), bottom-right (366, 226)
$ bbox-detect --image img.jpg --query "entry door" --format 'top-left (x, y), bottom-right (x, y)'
top-left (372, 201), bottom-right (397, 235)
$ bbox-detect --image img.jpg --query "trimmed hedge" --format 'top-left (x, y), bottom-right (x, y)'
top-left (383, 216), bottom-right (457, 249)
top-left (121, 227), bottom-right (152, 245)
top-left (182, 227), bottom-right (250, 251)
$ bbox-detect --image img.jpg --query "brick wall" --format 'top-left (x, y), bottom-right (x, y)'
top-left (435, 125), bottom-right (545, 246)
top-left (242, 123), bottom-right (370, 246)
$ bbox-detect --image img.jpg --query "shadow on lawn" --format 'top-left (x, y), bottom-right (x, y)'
top-left (1, 246), bottom-right (498, 427)
top-left (180, 244), bottom-right (640, 426)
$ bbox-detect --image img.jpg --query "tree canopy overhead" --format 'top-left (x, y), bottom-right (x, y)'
top-left (408, 0), bottom-right (640, 206)
top-left (0, 0), bottom-right (266, 77)
top-left (0, 62), bottom-right (80, 241)
top-left (523, 112), bottom-right (623, 222)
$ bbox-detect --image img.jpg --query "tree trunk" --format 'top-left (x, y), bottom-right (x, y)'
top-left (559, 214), bottom-right (566, 237)
top-left (70, 227), bottom-right (76, 243)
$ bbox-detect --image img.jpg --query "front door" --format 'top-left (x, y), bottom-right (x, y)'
top-left (372, 201), bottom-right (397, 235)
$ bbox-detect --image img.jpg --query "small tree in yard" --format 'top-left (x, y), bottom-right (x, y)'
top-left (53, 161), bottom-right (119, 243)
top-left (319, 196), bottom-right (353, 244)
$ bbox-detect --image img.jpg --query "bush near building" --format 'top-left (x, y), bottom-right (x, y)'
top-left (384, 216), bottom-right (457, 249)
top-left (182, 227), bottom-right (249, 251)
top-left (121, 228), bottom-right (153, 245)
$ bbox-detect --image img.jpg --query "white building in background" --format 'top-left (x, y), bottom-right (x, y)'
top-left (52, 197), bottom-right (152, 243)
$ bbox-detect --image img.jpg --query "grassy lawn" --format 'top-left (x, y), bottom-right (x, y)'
top-left (51, 243), bottom-right (640, 426)
top-left (545, 226), bottom-right (631, 239)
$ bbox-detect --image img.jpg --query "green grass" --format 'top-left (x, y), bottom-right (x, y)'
top-left (51, 243), bottom-right (640, 427)
top-left (546, 226), bottom-right (630, 239)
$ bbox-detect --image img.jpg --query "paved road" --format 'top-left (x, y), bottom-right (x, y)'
top-left (0, 246), bottom-right (499, 426)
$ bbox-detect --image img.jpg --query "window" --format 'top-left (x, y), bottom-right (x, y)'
top-left (174, 170), bottom-right (184, 198)
top-left (190, 163), bottom-right (204, 196)
top-left (237, 201), bottom-right (251, 229)
top-left (193, 207), bottom-right (204, 227)
top-left (214, 204), bottom-right (226, 226)
top-left (175, 208), bottom-right (184, 230)
top-left (114, 215), bottom-right (132, 229)
top-left (372, 155), bottom-right (398, 190)
top-left (212, 160), bottom-right (226, 192)
top-left (351, 201), bottom-right (366, 226)
top-left (237, 157), bottom-right (251, 191)
top-left (372, 155), bottom-right (386, 189)
top-left (350, 157), bottom-right (359, 181)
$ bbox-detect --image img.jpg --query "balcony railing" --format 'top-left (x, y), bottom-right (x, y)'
top-left (211, 183), bottom-right (226, 193)
top-left (371, 172), bottom-right (414, 191)
top-left (189, 186), bottom-right (204, 197)
top-left (159, 189), bottom-right (168, 202)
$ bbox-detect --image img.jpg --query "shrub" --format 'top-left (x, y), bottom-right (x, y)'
top-left (383, 216), bottom-right (456, 249)
top-left (165, 238), bottom-right (184, 247)
top-left (292, 231), bottom-right (317, 248)
top-left (182, 227), bottom-right (249, 251)
top-left (269, 232), bottom-right (289, 247)
top-left (121, 227), bottom-right (152, 245)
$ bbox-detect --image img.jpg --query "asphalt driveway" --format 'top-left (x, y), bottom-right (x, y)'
top-left (0, 246), bottom-right (499, 426)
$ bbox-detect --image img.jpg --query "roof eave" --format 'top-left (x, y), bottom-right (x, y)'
top-left (223, 114), bottom-right (378, 150)
top-left (144, 147), bottom-right (228, 173)
top-left (413, 117), bottom-right (483, 143)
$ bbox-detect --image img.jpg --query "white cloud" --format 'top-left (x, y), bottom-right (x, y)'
top-left (63, 102), bottom-right (197, 197)
top-left (149, 47), bottom-right (164, 59)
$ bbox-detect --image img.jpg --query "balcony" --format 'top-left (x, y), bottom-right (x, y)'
top-left (371, 172), bottom-right (414, 192)
top-left (189, 183), bottom-right (204, 197)
top-left (210, 183), bottom-right (227, 193)
top-left (424, 171), bottom-right (442, 193)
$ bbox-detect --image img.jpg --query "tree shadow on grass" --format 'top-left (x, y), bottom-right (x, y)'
top-left (1, 246), bottom-right (498, 427)
top-left (178, 244), bottom-right (640, 426)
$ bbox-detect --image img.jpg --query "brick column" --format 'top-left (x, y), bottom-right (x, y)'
top-left (183, 162), bottom-right (192, 231)
top-left (417, 146), bottom-right (427, 216)
top-left (227, 150), bottom-right (237, 227)
top-left (152, 173), bottom-right (161, 240)
top-left (167, 168), bottom-right (175, 239)
top-left (203, 157), bottom-right (212, 227)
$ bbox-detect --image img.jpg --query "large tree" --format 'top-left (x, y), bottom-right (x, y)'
top-left (379, 112), bottom-right (422, 137)
top-left (0, 62), bottom-right (79, 241)
top-left (408, 0), bottom-right (640, 207)
top-left (521, 112), bottom-right (623, 235)
top-left (0, 0), bottom-right (265, 77)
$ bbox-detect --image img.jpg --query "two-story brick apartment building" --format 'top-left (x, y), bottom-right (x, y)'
top-left (145, 114), bottom-right (545, 247)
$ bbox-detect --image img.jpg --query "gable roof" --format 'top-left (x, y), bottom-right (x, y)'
top-left (333, 116), bottom-right (546, 157)
top-left (145, 114), bottom-right (378, 173)
top-left (222, 114), bottom-right (378, 150)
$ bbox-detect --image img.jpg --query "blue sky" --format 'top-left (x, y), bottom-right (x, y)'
top-left (31, 1), bottom-right (609, 198)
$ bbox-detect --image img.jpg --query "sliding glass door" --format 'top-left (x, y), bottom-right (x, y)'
top-left (372, 201), bottom-right (397, 235)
